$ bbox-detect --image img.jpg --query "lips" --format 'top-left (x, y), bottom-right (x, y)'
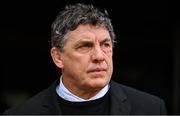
top-left (87, 68), bottom-right (107, 73)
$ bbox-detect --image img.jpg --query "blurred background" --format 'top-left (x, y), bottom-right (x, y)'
top-left (1, 0), bottom-right (179, 114)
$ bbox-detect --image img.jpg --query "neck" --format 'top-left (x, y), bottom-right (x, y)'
top-left (62, 77), bottom-right (102, 99)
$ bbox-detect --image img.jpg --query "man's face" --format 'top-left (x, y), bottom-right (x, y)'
top-left (58, 24), bottom-right (113, 93)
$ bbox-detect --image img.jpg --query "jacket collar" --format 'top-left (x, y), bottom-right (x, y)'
top-left (42, 79), bottom-right (131, 115)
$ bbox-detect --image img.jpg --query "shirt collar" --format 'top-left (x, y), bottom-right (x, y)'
top-left (56, 76), bottom-right (110, 102)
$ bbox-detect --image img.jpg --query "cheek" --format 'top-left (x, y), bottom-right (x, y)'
top-left (69, 54), bottom-right (90, 70)
top-left (104, 48), bottom-right (112, 56)
top-left (105, 50), bottom-right (113, 62)
top-left (105, 51), bottom-right (113, 70)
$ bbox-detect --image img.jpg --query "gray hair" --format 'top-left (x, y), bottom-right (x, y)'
top-left (51, 3), bottom-right (116, 52)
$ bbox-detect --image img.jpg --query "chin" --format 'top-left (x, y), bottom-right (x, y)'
top-left (87, 78), bottom-right (110, 89)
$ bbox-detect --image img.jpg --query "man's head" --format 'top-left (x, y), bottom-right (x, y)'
top-left (51, 3), bottom-right (115, 51)
top-left (50, 3), bottom-right (115, 98)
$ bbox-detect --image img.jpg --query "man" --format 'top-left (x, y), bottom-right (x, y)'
top-left (4, 3), bottom-right (167, 115)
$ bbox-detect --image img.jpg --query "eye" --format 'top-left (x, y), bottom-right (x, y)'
top-left (75, 42), bottom-right (93, 53)
top-left (101, 42), bottom-right (111, 48)
top-left (81, 43), bottom-right (91, 48)
top-left (78, 43), bottom-right (92, 49)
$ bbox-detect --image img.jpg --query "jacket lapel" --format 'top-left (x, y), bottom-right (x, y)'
top-left (110, 81), bottom-right (131, 115)
top-left (41, 79), bottom-right (63, 114)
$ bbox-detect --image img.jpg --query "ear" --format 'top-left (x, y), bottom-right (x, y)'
top-left (50, 47), bottom-right (64, 69)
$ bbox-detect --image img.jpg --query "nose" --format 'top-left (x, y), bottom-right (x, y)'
top-left (91, 45), bottom-right (105, 62)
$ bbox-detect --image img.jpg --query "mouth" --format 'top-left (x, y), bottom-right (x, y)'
top-left (87, 68), bottom-right (107, 73)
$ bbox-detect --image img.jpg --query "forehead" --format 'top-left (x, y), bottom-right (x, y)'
top-left (68, 25), bottom-right (111, 41)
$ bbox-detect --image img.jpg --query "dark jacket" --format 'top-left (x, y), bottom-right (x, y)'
top-left (4, 80), bottom-right (166, 115)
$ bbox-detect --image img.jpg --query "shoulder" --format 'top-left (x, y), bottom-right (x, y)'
top-left (3, 88), bottom-right (50, 114)
top-left (110, 81), bottom-right (167, 114)
top-left (111, 80), bottom-right (162, 101)
top-left (3, 80), bottom-right (59, 115)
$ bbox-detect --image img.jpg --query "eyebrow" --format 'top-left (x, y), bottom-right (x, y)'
top-left (100, 38), bottom-right (111, 44)
top-left (74, 37), bottom-right (111, 46)
top-left (74, 39), bottom-right (92, 45)
top-left (73, 40), bottom-right (93, 49)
